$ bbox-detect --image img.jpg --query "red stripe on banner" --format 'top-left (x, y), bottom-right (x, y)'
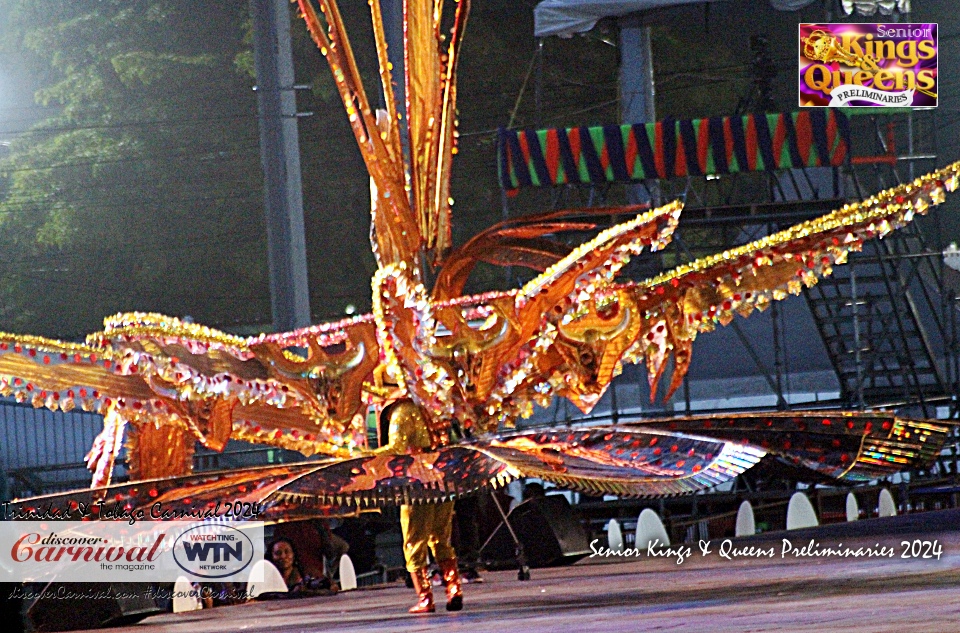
top-left (724, 117), bottom-right (735, 168)
top-left (771, 114), bottom-right (788, 168)
top-left (625, 128), bottom-right (639, 178)
top-left (675, 125), bottom-right (688, 176)
top-left (545, 129), bottom-right (562, 183)
top-left (826, 112), bottom-right (844, 165)
top-left (697, 119), bottom-right (710, 173)
top-left (746, 117), bottom-right (758, 171)
top-left (569, 128), bottom-right (583, 179)
top-left (654, 122), bottom-right (666, 178)
top-left (795, 111), bottom-right (813, 165)
top-left (599, 136), bottom-right (611, 174)
top-left (517, 131), bottom-right (533, 184)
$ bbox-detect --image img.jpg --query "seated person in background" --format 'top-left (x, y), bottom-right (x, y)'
top-left (265, 537), bottom-right (338, 597)
top-left (273, 519), bottom-right (350, 578)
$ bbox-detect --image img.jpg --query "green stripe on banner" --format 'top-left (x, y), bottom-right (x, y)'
top-left (530, 130), bottom-right (556, 185)
top-left (830, 130), bottom-right (841, 163)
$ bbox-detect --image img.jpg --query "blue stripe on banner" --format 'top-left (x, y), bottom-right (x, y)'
top-left (504, 129), bottom-right (533, 188)
top-left (603, 125), bottom-right (631, 182)
top-left (662, 118), bottom-right (677, 178)
top-left (679, 119), bottom-right (702, 177)
top-left (729, 116), bottom-right (749, 173)
top-left (680, 119), bottom-right (703, 176)
top-left (632, 123), bottom-right (660, 179)
top-left (781, 114), bottom-right (804, 168)
top-left (556, 129), bottom-right (582, 184)
top-left (578, 127), bottom-right (606, 183)
top-left (708, 116), bottom-right (729, 174)
top-left (524, 129), bottom-right (552, 187)
top-left (808, 109), bottom-right (831, 166)
top-left (753, 114), bottom-right (777, 172)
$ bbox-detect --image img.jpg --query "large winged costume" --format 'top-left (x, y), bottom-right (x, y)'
top-left (4, 0), bottom-right (958, 544)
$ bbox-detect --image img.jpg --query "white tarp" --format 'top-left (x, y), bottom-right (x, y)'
top-left (533, 0), bottom-right (726, 37)
top-left (533, 0), bottom-right (908, 38)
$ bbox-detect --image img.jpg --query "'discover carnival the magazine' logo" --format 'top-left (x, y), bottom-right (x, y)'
top-left (799, 23), bottom-right (937, 107)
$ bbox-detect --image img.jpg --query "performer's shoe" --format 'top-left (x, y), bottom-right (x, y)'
top-left (408, 568), bottom-right (435, 614)
top-left (439, 558), bottom-right (463, 612)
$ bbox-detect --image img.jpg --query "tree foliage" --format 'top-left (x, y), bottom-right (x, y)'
top-left (0, 0), bottom-right (268, 337)
top-left (0, 0), bottom-right (764, 338)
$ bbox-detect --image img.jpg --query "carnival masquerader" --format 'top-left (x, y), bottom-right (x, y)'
top-left (379, 400), bottom-right (463, 614)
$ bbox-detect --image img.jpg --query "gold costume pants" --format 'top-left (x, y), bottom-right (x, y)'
top-left (400, 501), bottom-right (456, 573)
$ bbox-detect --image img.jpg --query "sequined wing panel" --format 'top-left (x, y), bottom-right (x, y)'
top-left (94, 313), bottom-right (380, 456)
top-left (630, 411), bottom-right (956, 482)
top-left (0, 334), bottom-right (153, 412)
top-left (477, 427), bottom-right (765, 497)
top-left (9, 463), bottom-right (357, 524)
top-left (273, 446), bottom-right (519, 508)
top-left (431, 204), bottom-right (652, 301)
top-left (622, 161), bottom-right (960, 400)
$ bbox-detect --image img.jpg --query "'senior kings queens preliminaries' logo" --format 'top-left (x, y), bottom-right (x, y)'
top-left (800, 23), bottom-right (937, 108)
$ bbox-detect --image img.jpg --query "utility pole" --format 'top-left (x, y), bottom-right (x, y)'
top-left (619, 13), bottom-right (658, 206)
top-left (250, 0), bottom-right (312, 332)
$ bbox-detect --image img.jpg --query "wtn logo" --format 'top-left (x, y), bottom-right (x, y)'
top-left (173, 524), bottom-right (259, 579)
top-left (181, 541), bottom-right (243, 563)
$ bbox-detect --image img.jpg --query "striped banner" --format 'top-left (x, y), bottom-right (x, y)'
top-left (498, 110), bottom-right (851, 191)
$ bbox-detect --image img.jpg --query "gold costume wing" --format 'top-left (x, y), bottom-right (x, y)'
top-left (374, 201), bottom-right (682, 436)
top-left (94, 313), bottom-right (381, 456)
top-left (9, 427), bottom-right (762, 514)
top-left (10, 411), bottom-right (952, 514)
top-left (0, 313), bottom-right (384, 486)
top-left (635, 411), bottom-right (956, 482)
top-left (619, 163), bottom-right (959, 401)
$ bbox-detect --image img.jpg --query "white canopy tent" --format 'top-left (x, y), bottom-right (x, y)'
top-left (533, 0), bottom-right (728, 38)
top-left (532, 0), bottom-right (908, 38)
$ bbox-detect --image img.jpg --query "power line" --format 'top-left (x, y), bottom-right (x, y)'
top-left (0, 111), bottom-right (259, 137)
top-left (0, 140), bottom-right (262, 174)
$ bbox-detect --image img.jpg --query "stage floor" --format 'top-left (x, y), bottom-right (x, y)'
top-left (96, 514), bottom-right (960, 633)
